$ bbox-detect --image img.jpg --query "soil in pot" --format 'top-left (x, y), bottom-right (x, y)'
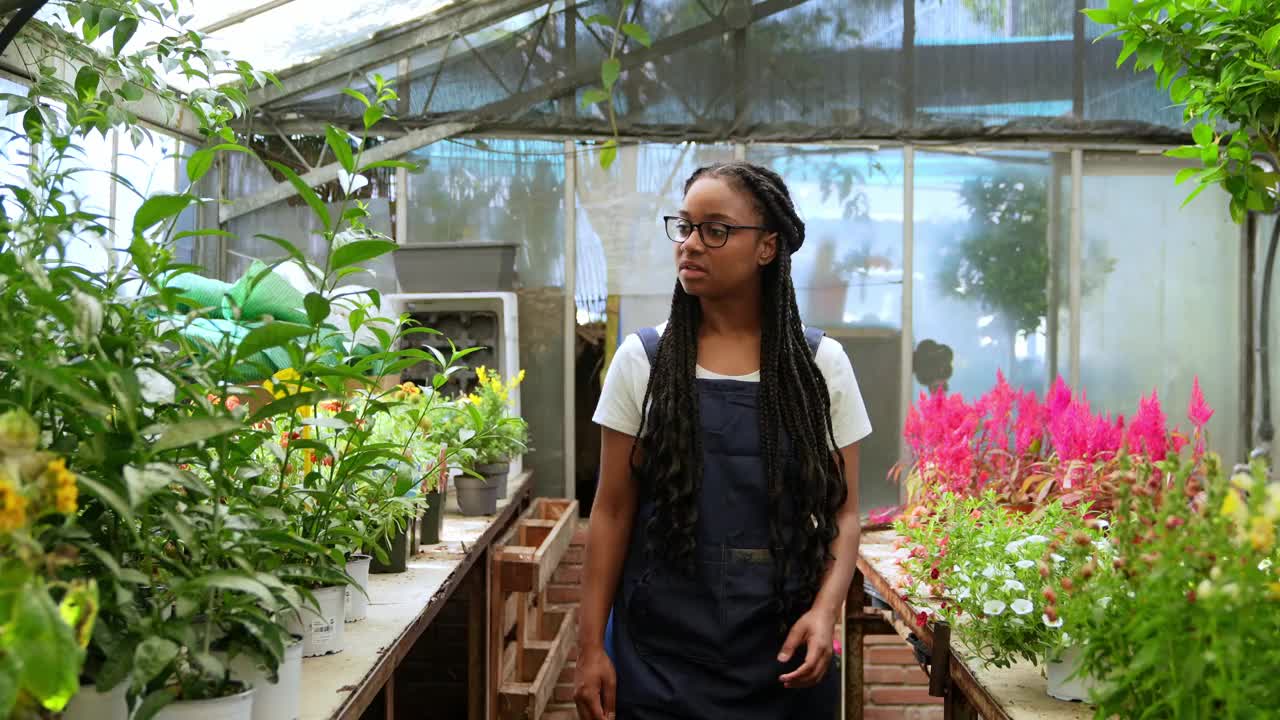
top-left (229, 636), bottom-right (303, 720)
top-left (370, 527), bottom-right (410, 574)
top-left (286, 585), bottom-right (346, 657)
top-left (154, 685), bottom-right (255, 720)
top-left (455, 474), bottom-right (498, 516)
top-left (62, 682), bottom-right (131, 720)
top-left (345, 554), bottom-right (372, 622)
top-left (419, 490), bottom-right (444, 545)
top-left (477, 461), bottom-right (510, 500)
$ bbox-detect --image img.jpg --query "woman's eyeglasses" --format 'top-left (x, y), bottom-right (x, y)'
top-left (663, 216), bottom-right (769, 248)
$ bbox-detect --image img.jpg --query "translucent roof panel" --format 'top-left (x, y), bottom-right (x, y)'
top-left (200, 0), bottom-right (456, 76)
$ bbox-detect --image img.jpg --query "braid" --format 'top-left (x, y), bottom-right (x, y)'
top-left (635, 162), bottom-right (847, 618)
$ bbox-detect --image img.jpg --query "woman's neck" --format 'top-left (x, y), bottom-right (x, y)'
top-left (698, 291), bottom-right (762, 338)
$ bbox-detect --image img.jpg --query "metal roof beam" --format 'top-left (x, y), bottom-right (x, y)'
top-left (219, 120), bottom-right (476, 223)
top-left (224, 0), bottom-right (807, 221)
top-left (248, 0), bottom-right (555, 109)
top-left (200, 0), bottom-right (301, 34)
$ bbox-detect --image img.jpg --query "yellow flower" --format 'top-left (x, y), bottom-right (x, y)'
top-left (476, 366), bottom-right (489, 385)
top-left (400, 382), bottom-right (421, 397)
top-left (45, 458), bottom-right (77, 514)
top-left (1249, 516), bottom-right (1276, 553)
top-left (1221, 489), bottom-right (1245, 522)
top-left (468, 394), bottom-right (482, 406)
top-left (0, 473), bottom-right (28, 532)
top-left (263, 368), bottom-right (303, 399)
top-left (1265, 485), bottom-right (1280, 523)
top-left (515, 369), bottom-right (526, 385)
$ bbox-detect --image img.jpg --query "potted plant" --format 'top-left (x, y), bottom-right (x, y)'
top-left (457, 367), bottom-right (528, 509)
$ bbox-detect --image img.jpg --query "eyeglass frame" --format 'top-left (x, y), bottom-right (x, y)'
top-left (662, 215), bottom-right (771, 248)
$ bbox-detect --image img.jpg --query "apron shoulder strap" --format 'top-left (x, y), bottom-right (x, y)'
top-left (636, 326), bottom-right (662, 365)
top-left (804, 326), bottom-right (825, 358)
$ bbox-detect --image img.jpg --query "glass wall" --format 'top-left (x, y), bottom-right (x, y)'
top-left (1075, 153), bottom-right (1242, 463)
top-left (912, 150), bottom-right (1065, 400)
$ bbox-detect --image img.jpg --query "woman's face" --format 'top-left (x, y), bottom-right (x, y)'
top-left (673, 177), bottom-right (778, 299)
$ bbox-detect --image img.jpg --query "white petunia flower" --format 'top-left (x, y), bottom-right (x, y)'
top-left (982, 565), bottom-right (1000, 579)
top-left (953, 565), bottom-right (962, 573)
top-left (955, 586), bottom-right (971, 601)
top-left (1099, 596), bottom-right (1112, 608)
top-left (1004, 541), bottom-right (1023, 554)
top-left (1259, 559), bottom-right (1273, 572)
top-left (1011, 598), bottom-right (1034, 615)
top-left (1015, 559), bottom-right (1036, 570)
top-left (955, 572), bottom-right (972, 583)
top-left (1051, 553), bottom-right (1066, 564)
top-left (1094, 539), bottom-right (1112, 553)
top-left (1042, 613), bottom-right (1063, 628)
top-left (1024, 535), bottom-right (1049, 544)
top-left (1003, 579), bottom-right (1027, 593)
top-left (983, 600), bottom-right (1007, 616)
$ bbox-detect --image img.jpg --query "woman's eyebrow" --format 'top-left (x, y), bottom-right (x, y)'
top-left (677, 211), bottom-right (738, 222)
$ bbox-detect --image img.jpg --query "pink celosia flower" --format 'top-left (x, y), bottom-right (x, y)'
top-left (1188, 376), bottom-right (1214, 429)
top-left (1127, 391), bottom-right (1169, 461)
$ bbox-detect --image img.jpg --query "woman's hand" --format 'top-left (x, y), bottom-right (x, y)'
top-left (574, 645), bottom-right (617, 720)
top-left (778, 605), bottom-right (837, 689)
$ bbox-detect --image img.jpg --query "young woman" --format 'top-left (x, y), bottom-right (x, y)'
top-left (575, 162), bottom-right (872, 719)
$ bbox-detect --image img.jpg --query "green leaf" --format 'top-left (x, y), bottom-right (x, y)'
top-left (249, 390), bottom-right (331, 424)
top-left (325, 126), bottom-right (355, 173)
top-left (580, 87), bottom-right (611, 108)
top-left (0, 652), bottom-right (17, 718)
top-left (359, 159), bottom-right (419, 173)
top-left (305, 292), bottom-right (331, 326)
top-left (76, 476), bottom-right (133, 520)
top-left (600, 139), bottom-right (618, 169)
top-left (601, 58), bottom-right (622, 90)
top-left (119, 81), bottom-right (144, 102)
top-left (183, 573), bottom-right (276, 609)
top-left (150, 417), bottom-right (242, 452)
top-left (1135, 41), bottom-right (1162, 69)
top-left (1174, 167), bottom-right (1198, 185)
top-left (1192, 124), bottom-right (1214, 147)
top-left (74, 66), bottom-right (99, 101)
top-left (236, 321), bottom-right (314, 361)
top-left (1105, 0), bottom-right (1132, 15)
top-left (133, 637), bottom-right (179, 687)
top-left (585, 13), bottom-right (614, 25)
top-left (267, 161), bottom-right (330, 233)
top-left (363, 105), bottom-right (385, 130)
top-left (1081, 8), bottom-right (1114, 25)
top-left (1169, 76), bottom-right (1190, 103)
top-left (1165, 145), bottom-right (1201, 160)
top-left (621, 23), bottom-right (652, 47)
top-left (133, 193), bottom-right (195, 236)
top-left (341, 88), bottom-right (371, 107)
top-left (330, 240), bottom-right (397, 271)
top-left (112, 16), bottom-right (139, 55)
top-left (14, 590), bottom-right (81, 706)
top-left (124, 464), bottom-right (180, 505)
top-left (255, 233), bottom-right (312, 275)
top-left (132, 690), bottom-right (174, 720)
top-left (1262, 23), bottom-right (1280, 53)
top-left (185, 143), bottom-right (247, 184)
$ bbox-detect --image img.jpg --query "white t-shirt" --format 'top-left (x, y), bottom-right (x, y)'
top-left (592, 323), bottom-right (873, 449)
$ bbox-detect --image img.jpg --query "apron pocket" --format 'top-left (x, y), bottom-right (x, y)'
top-left (627, 564), bottom-right (725, 667)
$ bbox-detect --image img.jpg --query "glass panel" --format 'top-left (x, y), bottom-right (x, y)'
top-left (405, 138), bottom-right (568, 498)
top-left (0, 78), bottom-right (29, 218)
top-left (1077, 153), bottom-right (1242, 463)
top-left (749, 145), bottom-right (906, 514)
top-left (1260, 214), bottom-right (1279, 463)
top-left (913, 150), bottom-right (1062, 400)
top-left (114, 131), bottom-right (178, 247)
top-left (914, 0), bottom-right (1074, 125)
top-left (60, 130), bottom-right (115, 273)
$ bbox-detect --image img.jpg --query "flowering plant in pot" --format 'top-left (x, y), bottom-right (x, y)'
top-left (893, 492), bottom-right (1106, 670)
top-left (457, 366), bottom-right (528, 506)
top-left (897, 372), bottom-right (1200, 513)
top-left (1059, 451), bottom-right (1280, 715)
top-left (0, 410), bottom-right (98, 718)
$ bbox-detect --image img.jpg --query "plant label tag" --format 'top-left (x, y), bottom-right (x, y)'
top-left (345, 588), bottom-right (352, 613)
top-left (312, 619), bottom-right (335, 642)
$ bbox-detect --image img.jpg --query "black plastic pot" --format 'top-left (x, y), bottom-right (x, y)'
top-left (455, 474), bottom-right (498, 516)
top-left (419, 490), bottom-right (444, 545)
top-left (370, 527), bottom-right (410, 574)
top-left (477, 461), bottom-right (510, 500)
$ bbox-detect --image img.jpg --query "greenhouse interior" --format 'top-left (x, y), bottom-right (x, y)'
top-left (1, 0), bottom-right (1277, 719)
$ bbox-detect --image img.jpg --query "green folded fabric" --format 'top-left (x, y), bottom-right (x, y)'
top-left (227, 260), bottom-right (310, 325)
top-left (167, 273), bottom-right (235, 314)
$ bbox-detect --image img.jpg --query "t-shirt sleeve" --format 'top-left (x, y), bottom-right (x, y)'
top-left (592, 333), bottom-right (650, 437)
top-left (815, 338), bottom-right (873, 448)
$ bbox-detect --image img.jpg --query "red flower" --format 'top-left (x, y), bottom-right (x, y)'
top-left (915, 611), bottom-right (928, 628)
top-left (930, 567), bottom-right (940, 580)
top-left (1187, 376), bottom-right (1214, 429)
top-left (1165, 515), bottom-right (1185, 529)
top-left (322, 455), bottom-right (334, 467)
top-left (225, 396), bottom-right (243, 411)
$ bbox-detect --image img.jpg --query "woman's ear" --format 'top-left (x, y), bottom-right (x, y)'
top-left (758, 232), bottom-right (779, 266)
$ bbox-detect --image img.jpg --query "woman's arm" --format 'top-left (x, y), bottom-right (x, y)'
top-left (779, 442), bottom-right (861, 688)
top-left (575, 426), bottom-right (640, 720)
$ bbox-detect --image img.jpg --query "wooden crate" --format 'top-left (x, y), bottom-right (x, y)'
top-left (491, 498), bottom-right (579, 720)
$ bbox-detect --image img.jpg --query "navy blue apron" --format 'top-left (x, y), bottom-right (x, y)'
top-left (606, 326), bottom-right (838, 720)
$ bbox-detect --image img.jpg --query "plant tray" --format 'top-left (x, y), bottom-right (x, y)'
top-left (498, 604), bottom-right (577, 720)
top-left (496, 499), bottom-right (578, 594)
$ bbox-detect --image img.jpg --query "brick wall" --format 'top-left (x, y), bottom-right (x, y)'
top-left (542, 523), bottom-right (941, 720)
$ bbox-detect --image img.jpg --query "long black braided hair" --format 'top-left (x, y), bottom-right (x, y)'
top-left (631, 162), bottom-right (848, 619)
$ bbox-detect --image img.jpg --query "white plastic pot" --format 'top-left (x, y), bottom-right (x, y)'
top-left (345, 554), bottom-right (372, 623)
top-left (154, 686), bottom-right (255, 720)
top-left (229, 638), bottom-right (303, 720)
top-left (286, 585), bottom-right (346, 657)
top-left (62, 682), bottom-right (130, 720)
top-left (1047, 645), bottom-right (1098, 702)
